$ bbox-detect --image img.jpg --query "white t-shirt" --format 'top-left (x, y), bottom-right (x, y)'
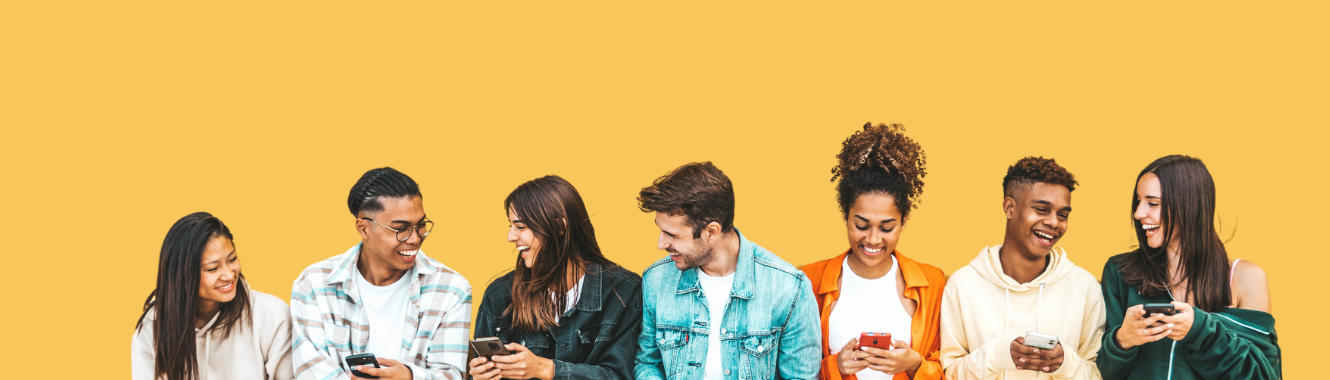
top-left (554, 275), bottom-right (585, 324)
top-left (697, 270), bottom-right (735, 380)
top-left (828, 254), bottom-right (913, 379)
top-left (355, 268), bottom-right (414, 361)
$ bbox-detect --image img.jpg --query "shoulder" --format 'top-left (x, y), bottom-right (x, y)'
top-left (1231, 259), bottom-right (1272, 312)
top-left (917, 262), bottom-right (949, 289)
top-left (642, 256), bottom-right (679, 280)
top-left (1064, 264), bottom-right (1104, 296)
top-left (420, 255), bottom-right (473, 290)
top-left (750, 246), bottom-right (804, 279)
top-left (943, 265), bottom-right (980, 289)
top-left (799, 255), bottom-right (837, 285)
top-left (604, 265), bottom-right (643, 286)
top-left (481, 272), bottom-right (517, 301)
top-left (292, 249), bottom-right (357, 290)
top-left (249, 289), bottom-right (290, 314)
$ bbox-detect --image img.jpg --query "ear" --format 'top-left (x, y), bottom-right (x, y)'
top-left (705, 222), bottom-right (723, 243)
top-left (356, 218), bottom-right (371, 240)
top-left (1003, 197), bottom-right (1017, 220)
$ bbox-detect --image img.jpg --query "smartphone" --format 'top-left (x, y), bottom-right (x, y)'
top-left (470, 337), bottom-right (514, 360)
top-left (1142, 303), bottom-right (1177, 316)
top-left (1024, 332), bottom-right (1059, 350)
top-left (345, 353), bottom-right (380, 379)
top-left (857, 332), bottom-right (894, 351)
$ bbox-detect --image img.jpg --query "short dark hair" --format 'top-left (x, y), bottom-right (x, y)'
top-left (638, 162), bottom-right (735, 238)
top-left (1003, 156), bottom-right (1078, 197)
top-left (347, 167), bottom-right (422, 217)
top-left (832, 123), bottom-right (927, 220)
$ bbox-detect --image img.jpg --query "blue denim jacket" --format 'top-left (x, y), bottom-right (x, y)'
top-left (635, 229), bottom-right (821, 380)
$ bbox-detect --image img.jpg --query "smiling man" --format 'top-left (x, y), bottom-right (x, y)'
top-left (939, 157), bottom-right (1106, 380)
top-left (633, 162), bottom-right (821, 380)
top-left (290, 167), bottom-right (472, 380)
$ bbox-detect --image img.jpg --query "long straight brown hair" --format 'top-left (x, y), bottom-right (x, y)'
top-left (1118, 155), bottom-right (1232, 312)
top-left (135, 212), bottom-right (252, 380)
top-left (504, 176), bottom-right (614, 332)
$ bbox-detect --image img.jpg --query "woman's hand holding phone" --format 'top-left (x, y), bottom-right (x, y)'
top-left (859, 340), bottom-right (922, 376)
top-left (488, 342), bottom-right (555, 380)
top-left (468, 356), bottom-right (501, 380)
top-left (1160, 301), bottom-right (1194, 341)
top-left (1114, 304), bottom-right (1172, 349)
top-left (836, 338), bottom-right (871, 376)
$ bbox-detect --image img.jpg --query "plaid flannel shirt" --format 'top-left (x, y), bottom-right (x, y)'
top-left (291, 244), bottom-right (472, 380)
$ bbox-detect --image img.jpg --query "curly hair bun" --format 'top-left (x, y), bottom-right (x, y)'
top-left (832, 122), bottom-right (927, 218)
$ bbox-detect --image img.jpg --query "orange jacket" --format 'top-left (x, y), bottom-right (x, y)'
top-left (801, 250), bottom-right (947, 380)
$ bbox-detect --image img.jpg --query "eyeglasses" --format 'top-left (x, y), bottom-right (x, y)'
top-left (361, 217), bottom-right (434, 242)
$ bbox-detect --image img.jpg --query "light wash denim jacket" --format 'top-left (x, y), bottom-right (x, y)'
top-left (635, 229), bottom-right (821, 380)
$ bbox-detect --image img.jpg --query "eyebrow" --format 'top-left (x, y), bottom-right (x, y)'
top-left (661, 229), bottom-right (677, 238)
top-left (1033, 200), bottom-right (1072, 213)
top-left (204, 249), bottom-right (237, 266)
top-left (391, 215), bottom-right (428, 224)
top-left (854, 215), bottom-right (896, 224)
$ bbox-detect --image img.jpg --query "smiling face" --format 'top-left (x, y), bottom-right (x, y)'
top-left (1134, 172), bottom-right (1179, 250)
top-left (846, 192), bottom-right (904, 267)
top-left (1004, 182), bottom-right (1072, 259)
top-left (198, 236), bottom-right (241, 304)
top-left (357, 196), bottom-right (427, 272)
top-left (654, 212), bottom-right (715, 271)
top-left (507, 208), bottom-right (542, 268)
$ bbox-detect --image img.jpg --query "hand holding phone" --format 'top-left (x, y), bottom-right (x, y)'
top-left (345, 353), bottom-right (380, 379)
top-left (469, 337), bottom-right (514, 360)
top-left (1023, 332), bottom-right (1059, 350)
top-left (1142, 303), bottom-right (1177, 316)
top-left (857, 332), bottom-right (893, 351)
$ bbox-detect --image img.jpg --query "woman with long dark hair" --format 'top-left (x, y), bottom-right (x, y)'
top-left (468, 176), bottom-right (642, 380)
top-left (1098, 156), bottom-right (1280, 379)
top-left (802, 123), bottom-right (947, 380)
top-left (132, 212), bottom-right (292, 380)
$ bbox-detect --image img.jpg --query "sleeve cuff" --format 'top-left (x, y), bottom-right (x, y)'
top-left (1048, 344), bottom-right (1081, 379)
top-left (1181, 307), bottom-right (1209, 345)
top-left (1100, 325), bottom-right (1138, 361)
top-left (552, 359), bottom-right (570, 380)
top-left (990, 335), bottom-right (1020, 372)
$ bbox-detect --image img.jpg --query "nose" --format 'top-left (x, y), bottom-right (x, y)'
top-left (507, 226), bottom-right (518, 243)
top-left (657, 232), bottom-right (668, 251)
top-left (1134, 203), bottom-right (1148, 221)
top-left (867, 228), bottom-right (884, 246)
top-left (219, 265), bottom-right (234, 282)
top-left (403, 227), bottom-right (423, 245)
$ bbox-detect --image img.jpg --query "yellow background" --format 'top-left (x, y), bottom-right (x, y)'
top-left (2, 1), bottom-right (1324, 377)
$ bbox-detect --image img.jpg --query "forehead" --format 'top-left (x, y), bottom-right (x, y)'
top-left (653, 212), bottom-right (693, 235)
top-left (850, 192), bottom-right (901, 219)
top-left (1022, 182), bottom-right (1072, 206)
top-left (373, 196), bottom-right (426, 222)
top-left (201, 236), bottom-right (234, 262)
top-left (1136, 172), bottom-right (1161, 194)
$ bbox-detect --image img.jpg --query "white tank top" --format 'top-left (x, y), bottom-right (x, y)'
top-left (828, 254), bottom-right (914, 380)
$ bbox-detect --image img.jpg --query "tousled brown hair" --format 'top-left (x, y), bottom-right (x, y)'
top-left (638, 162), bottom-right (735, 238)
top-left (1003, 156), bottom-right (1078, 197)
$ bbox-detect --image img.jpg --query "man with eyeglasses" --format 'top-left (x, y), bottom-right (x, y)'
top-left (291, 167), bottom-right (472, 380)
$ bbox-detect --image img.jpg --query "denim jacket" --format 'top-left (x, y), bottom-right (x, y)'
top-left (635, 229), bottom-right (822, 380)
top-left (475, 262), bottom-right (643, 380)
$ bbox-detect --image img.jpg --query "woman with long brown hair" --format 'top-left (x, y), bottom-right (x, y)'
top-left (132, 212), bottom-right (292, 380)
top-left (468, 175), bottom-right (642, 380)
top-left (1099, 155), bottom-right (1281, 379)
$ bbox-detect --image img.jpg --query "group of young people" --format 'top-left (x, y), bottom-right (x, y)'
top-left (131, 123), bottom-right (1282, 380)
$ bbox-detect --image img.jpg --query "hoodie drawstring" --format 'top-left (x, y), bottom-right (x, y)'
top-left (1038, 282), bottom-right (1045, 333)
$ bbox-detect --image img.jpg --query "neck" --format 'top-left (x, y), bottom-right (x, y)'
top-left (357, 250), bottom-right (408, 286)
top-left (846, 250), bottom-right (893, 280)
top-left (699, 231), bottom-right (741, 277)
top-left (1166, 244), bottom-right (1183, 283)
top-left (195, 298), bottom-right (221, 329)
top-left (997, 244), bottom-right (1049, 284)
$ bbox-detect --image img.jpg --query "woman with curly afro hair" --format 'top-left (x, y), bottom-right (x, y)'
top-left (801, 123), bottom-right (948, 380)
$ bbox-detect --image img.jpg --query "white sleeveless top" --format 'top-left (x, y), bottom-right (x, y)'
top-left (828, 254), bottom-right (914, 380)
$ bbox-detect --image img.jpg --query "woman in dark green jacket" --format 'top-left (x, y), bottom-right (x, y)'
top-left (1099, 155), bottom-right (1280, 379)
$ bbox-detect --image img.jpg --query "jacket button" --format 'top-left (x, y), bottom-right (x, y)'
top-left (721, 328), bottom-right (727, 335)
top-left (757, 345), bottom-right (763, 351)
top-left (724, 369), bottom-right (731, 375)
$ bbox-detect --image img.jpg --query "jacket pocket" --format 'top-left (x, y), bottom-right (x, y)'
top-left (328, 324), bottom-right (351, 354)
top-left (738, 331), bottom-right (780, 380)
top-left (656, 327), bottom-right (689, 376)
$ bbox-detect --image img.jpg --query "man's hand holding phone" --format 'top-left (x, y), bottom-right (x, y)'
top-left (347, 355), bottom-right (412, 380)
top-left (1011, 335), bottom-right (1065, 373)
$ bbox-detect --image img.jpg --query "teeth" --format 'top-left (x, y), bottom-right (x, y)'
top-left (1142, 223), bottom-right (1160, 230)
top-left (397, 250), bottom-right (419, 256)
top-left (862, 245), bottom-right (883, 253)
top-left (1035, 231), bottom-right (1054, 240)
top-left (517, 246), bottom-right (530, 252)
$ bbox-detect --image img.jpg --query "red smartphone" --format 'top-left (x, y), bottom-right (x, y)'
top-left (858, 332), bottom-right (893, 350)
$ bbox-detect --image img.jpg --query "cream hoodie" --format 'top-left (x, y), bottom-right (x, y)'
top-left (940, 245), bottom-right (1105, 380)
top-left (132, 288), bottom-right (294, 380)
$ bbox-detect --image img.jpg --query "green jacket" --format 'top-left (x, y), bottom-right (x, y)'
top-left (1097, 254), bottom-right (1281, 379)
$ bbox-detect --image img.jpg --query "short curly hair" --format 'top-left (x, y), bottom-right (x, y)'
top-left (831, 122), bottom-right (927, 220)
top-left (1002, 156), bottom-right (1078, 197)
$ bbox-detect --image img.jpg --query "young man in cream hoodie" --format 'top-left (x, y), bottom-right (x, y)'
top-left (940, 157), bottom-right (1105, 380)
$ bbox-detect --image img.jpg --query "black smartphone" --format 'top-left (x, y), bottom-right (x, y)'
top-left (1142, 303), bottom-right (1177, 316)
top-left (470, 337), bottom-right (514, 360)
top-left (345, 353), bottom-right (380, 379)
